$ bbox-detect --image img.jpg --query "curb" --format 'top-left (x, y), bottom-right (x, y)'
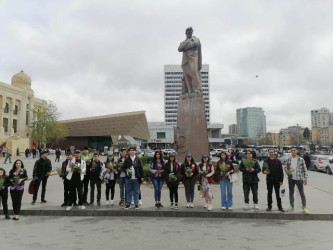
top-left (2, 209), bottom-right (332, 221)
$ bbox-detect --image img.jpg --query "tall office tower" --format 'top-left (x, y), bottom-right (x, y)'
top-left (164, 64), bottom-right (209, 125)
top-left (228, 124), bottom-right (238, 134)
top-left (236, 107), bottom-right (266, 143)
top-left (311, 107), bottom-right (331, 128)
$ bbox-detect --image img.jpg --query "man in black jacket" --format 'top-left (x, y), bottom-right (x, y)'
top-left (32, 151), bottom-right (52, 204)
top-left (121, 147), bottom-right (144, 209)
top-left (263, 149), bottom-right (285, 212)
top-left (88, 153), bottom-right (103, 206)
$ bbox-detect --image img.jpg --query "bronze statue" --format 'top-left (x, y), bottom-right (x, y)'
top-left (178, 27), bottom-right (202, 94)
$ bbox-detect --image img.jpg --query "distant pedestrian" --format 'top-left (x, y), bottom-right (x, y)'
top-left (103, 153), bottom-right (117, 206)
top-left (198, 154), bottom-right (215, 211)
top-left (217, 152), bottom-right (234, 210)
top-left (25, 148), bottom-right (30, 158)
top-left (4, 148), bottom-right (12, 164)
top-left (164, 153), bottom-right (180, 209)
top-left (55, 148), bottom-right (61, 162)
top-left (31, 151), bottom-right (52, 204)
top-left (285, 146), bottom-right (308, 214)
top-left (150, 150), bottom-right (165, 208)
top-left (263, 149), bottom-right (285, 212)
top-left (0, 167), bottom-right (11, 219)
top-left (181, 152), bottom-right (198, 208)
top-left (239, 150), bottom-right (261, 210)
top-left (303, 152), bottom-right (311, 170)
top-left (9, 160), bottom-right (28, 220)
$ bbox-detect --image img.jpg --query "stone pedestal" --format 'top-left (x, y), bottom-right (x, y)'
top-left (174, 92), bottom-right (209, 162)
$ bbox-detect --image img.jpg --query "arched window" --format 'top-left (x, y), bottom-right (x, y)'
top-left (4, 103), bottom-right (9, 113)
top-left (13, 105), bottom-right (18, 115)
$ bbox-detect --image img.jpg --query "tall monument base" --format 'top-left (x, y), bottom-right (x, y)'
top-left (175, 92), bottom-right (209, 162)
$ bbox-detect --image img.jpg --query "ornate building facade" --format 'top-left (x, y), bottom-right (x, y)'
top-left (0, 70), bottom-right (46, 154)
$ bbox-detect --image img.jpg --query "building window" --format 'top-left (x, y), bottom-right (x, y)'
top-left (3, 118), bottom-right (8, 132)
top-left (157, 132), bottom-right (166, 139)
top-left (13, 119), bottom-right (17, 133)
top-left (13, 105), bottom-right (18, 115)
top-left (4, 103), bottom-right (9, 113)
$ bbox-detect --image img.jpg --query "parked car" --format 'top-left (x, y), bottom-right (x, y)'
top-left (210, 149), bottom-right (225, 157)
top-left (142, 149), bottom-right (155, 157)
top-left (161, 149), bottom-right (175, 155)
top-left (257, 151), bottom-right (269, 161)
top-left (278, 153), bottom-right (292, 165)
top-left (309, 155), bottom-right (333, 174)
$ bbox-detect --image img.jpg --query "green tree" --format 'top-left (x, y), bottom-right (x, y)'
top-left (30, 101), bottom-right (67, 148)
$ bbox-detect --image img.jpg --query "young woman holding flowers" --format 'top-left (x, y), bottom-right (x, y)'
top-left (103, 153), bottom-right (117, 206)
top-left (198, 154), bottom-right (215, 211)
top-left (150, 150), bottom-right (165, 208)
top-left (164, 153), bottom-right (181, 209)
top-left (9, 160), bottom-right (28, 220)
top-left (0, 167), bottom-right (10, 219)
top-left (181, 152), bottom-right (198, 208)
top-left (239, 150), bottom-right (261, 210)
top-left (216, 152), bottom-right (234, 210)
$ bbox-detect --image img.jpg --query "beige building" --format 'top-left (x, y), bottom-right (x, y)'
top-left (0, 71), bottom-right (46, 154)
top-left (312, 125), bottom-right (333, 147)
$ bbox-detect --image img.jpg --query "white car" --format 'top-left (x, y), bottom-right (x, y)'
top-left (162, 149), bottom-right (175, 155)
top-left (278, 153), bottom-right (292, 165)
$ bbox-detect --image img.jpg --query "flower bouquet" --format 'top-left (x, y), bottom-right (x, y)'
top-left (91, 162), bottom-right (97, 172)
top-left (220, 163), bottom-right (227, 174)
top-left (107, 163), bottom-right (114, 171)
top-left (202, 170), bottom-right (208, 175)
top-left (117, 162), bottom-right (123, 171)
top-left (243, 159), bottom-right (254, 171)
top-left (169, 173), bottom-right (175, 181)
top-left (262, 162), bottom-right (270, 173)
top-left (56, 167), bottom-right (63, 177)
top-left (13, 176), bottom-right (20, 185)
top-left (126, 169), bottom-right (133, 176)
top-left (71, 162), bottom-right (81, 172)
top-left (285, 166), bottom-right (293, 176)
top-left (186, 168), bottom-right (192, 174)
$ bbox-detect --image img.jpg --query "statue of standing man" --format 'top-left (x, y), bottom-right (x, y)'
top-left (178, 27), bottom-right (202, 94)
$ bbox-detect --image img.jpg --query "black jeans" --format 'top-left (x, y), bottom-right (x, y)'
top-left (288, 177), bottom-right (306, 208)
top-left (63, 178), bottom-right (71, 204)
top-left (33, 177), bottom-right (48, 201)
top-left (243, 182), bottom-right (258, 204)
top-left (184, 179), bottom-right (195, 202)
top-left (90, 179), bottom-right (101, 203)
top-left (69, 179), bottom-right (83, 206)
top-left (168, 183), bottom-right (179, 203)
top-left (267, 178), bottom-right (282, 208)
top-left (82, 175), bottom-right (90, 203)
top-left (106, 179), bottom-right (117, 200)
top-left (10, 189), bottom-right (24, 215)
top-left (0, 188), bottom-right (9, 214)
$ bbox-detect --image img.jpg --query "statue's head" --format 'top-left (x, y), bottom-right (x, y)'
top-left (185, 27), bottom-right (193, 38)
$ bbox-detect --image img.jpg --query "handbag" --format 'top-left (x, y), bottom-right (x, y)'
top-left (279, 184), bottom-right (286, 198)
top-left (28, 178), bottom-right (38, 194)
top-left (228, 173), bottom-right (238, 183)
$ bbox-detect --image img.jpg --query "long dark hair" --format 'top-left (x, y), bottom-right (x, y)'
top-left (153, 151), bottom-right (163, 164)
top-left (220, 152), bottom-right (229, 162)
top-left (184, 155), bottom-right (195, 165)
top-left (106, 155), bottom-right (114, 163)
top-left (0, 167), bottom-right (6, 177)
top-left (167, 154), bottom-right (177, 165)
top-left (11, 159), bottom-right (25, 171)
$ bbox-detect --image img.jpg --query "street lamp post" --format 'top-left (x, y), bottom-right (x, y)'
top-left (296, 124), bottom-right (299, 145)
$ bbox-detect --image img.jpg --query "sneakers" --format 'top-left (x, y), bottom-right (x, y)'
top-left (78, 205), bottom-right (86, 210)
top-left (190, 203), bottom-right (194, 208)
top-left (204, 203), bottom-right (209, 208)
top-left (159, 203), bottom-right (164, 208)
top-left (105, 200), bottom-right (110, 206)
top-left (139, 200), bottom-right (143, 206)
top-left (243, 203), bottom-right (250, 210)
top-left (41, 200), bottom-right (47, 203)
top-left (61, 203), bottom-right (68, 207)
top-left (5, 214), bottom-right (10, 219)
top-left (170, 203), bottom-right (174, 209)
top-left (174, 204), bottom-right (179, 210)
top-left (207, 205), bottom-right (213, 211)
top-left (131, 202), bottom-right (134, 205)
top-left (228, 207), bottom-right (233, 210)
top-left (110, 200), bottom-right (114, 206)
top-left (278, 207), bottom-right (285, 212)
top-left (254, 204), bottom-right (260, 210)
top-left (221, 206), bottom-right (227, 210)
top-left (135, 205), bottom-right (139, 210)
top-left (97, 201), bottom-right (101, 206)
top-left (125, 204), bottom-right (131, 210)
top-left (119, 200), bottom-right (124, 206)
top-left (186, 203), bottom-right (190, 208)
top-left (31, 201), bottom-right (36, 205)
top-left (287, 205), bottom-right (294, 212)
top-left (155, 203), bottom-right (160, 208)
top-left (266, 206), bottom-right (272, 211)
top-left (303, 207), bottom-right (309, 214)
top-left (66, 206), bottom-right (73, 211)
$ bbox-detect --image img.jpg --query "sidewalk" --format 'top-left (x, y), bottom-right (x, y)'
top-left (1, 155), bottom-right (333, 220)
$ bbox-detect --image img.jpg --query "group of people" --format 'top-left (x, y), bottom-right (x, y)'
top-left (0, 145), bottom-right (309, 221)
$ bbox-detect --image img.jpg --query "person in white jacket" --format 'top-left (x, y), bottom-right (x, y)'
top-left (66, 150), bottom-right (86, 210)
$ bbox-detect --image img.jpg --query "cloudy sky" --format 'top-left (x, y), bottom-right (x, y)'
top-left (1, 0), bottom-right (332, 133)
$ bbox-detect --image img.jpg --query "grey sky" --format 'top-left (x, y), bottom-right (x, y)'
top-left (1, 0), bottom-right (332, 133)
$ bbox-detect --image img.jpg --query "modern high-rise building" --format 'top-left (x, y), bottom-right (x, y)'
top-left (311, 107), bottom-right (332, 128)
top-left (236, 107), bottom-right (266, 143)
top-left (164, 64), bottom-right (210, 125)
top-left (228, 124), bottom-right (238, 134)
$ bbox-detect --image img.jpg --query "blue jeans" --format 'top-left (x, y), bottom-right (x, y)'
top-left (220, 177), bottom-right (233, 207)
top-left (125, 178), bottom-right (139, 205)
top-left (118, 176), bottom-right (126, 201)
top-left (152, 177), bottom-right (164, 201)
